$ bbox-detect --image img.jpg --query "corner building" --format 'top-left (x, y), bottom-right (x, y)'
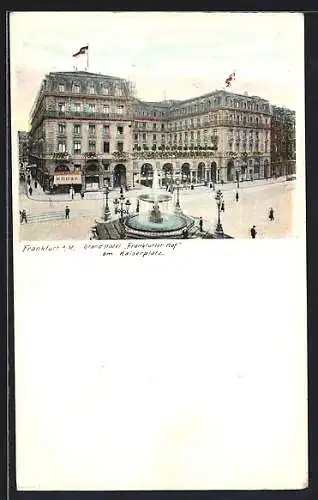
top-left (29, 71), bottom-right (134, 192)
top-left (28, 71), bottom-right (278, 192)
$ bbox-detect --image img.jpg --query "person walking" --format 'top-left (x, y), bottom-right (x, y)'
top-left (71, 188), bottom-right (74, 200)
top-left (29, 186), bottom-right (33, 197)
top-left (221, 201), bottom-right (225, 212)
top-left (65, 206), bottom-right (70, 219)
top-left (81, 191), bottom-right (85, 199)
top-left (236, 191), bottom-right (239, 202)
top-left (199, 217), bottom-right (203, 232)
top-left (250, 225), bottom-right (257, 239)
top-left (34, 180), bottom-right (38, 189)
top-left (21, 209), bottom-right (27, 224)
top-left (269, 207), bottom-right (274, 221)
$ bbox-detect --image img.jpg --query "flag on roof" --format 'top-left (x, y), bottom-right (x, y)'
top-left (72, 45), bottom-right (88, 57)
top-left (225, 71), bottom-right (236, 87)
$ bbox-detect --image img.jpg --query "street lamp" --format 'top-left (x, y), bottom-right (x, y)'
top-left (236, 170), bottom-right (240, 189)
top-left (103, 184), bottom-right (111, 221)
top-left (113, 192), bottom-right (131, 220)
top-left (215, 189), bottom-right (224, 236)
top-left (174, 178), bottom-right (182, 213)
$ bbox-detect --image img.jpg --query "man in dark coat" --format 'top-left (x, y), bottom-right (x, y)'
top-left (199, 217), bottom-right (203, 232)
top-left (65, 206), bottom-right (70, 219)
top-left (250, 225), bottom-right (257, 239)
top-left (269, 207), bottom-right (274, 221)
top-left (221, 201), bottom-right (225, 212)
top-left (236, 191), bottom-right (239, 202)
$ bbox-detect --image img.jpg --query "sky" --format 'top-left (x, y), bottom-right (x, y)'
top-left (10, 12), bottom-right (304, 131)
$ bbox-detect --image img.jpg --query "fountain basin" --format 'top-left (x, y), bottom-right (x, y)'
top-left (124, 213), bottom-right (194, 239)
top-left (138, 193), bottom-right (172, 203)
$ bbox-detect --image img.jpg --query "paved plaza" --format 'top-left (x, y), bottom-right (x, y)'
top-left (19, 178), bottom-right (296, 241)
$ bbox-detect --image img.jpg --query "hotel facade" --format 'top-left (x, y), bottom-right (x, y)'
top-left (28, 70), bottom-right (295, 192)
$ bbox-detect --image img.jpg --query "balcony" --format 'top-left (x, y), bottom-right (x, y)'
top-left (33, 109), bottom-right (133, 124)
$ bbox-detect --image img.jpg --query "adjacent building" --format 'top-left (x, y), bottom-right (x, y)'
top-left (270, 106), bottom-right (296, 178)
top-left (18, 131), bottom-right (29, 166)
top-left (28, 70), bottom-right (294, 192)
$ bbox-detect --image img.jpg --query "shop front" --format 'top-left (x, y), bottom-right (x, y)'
top-left (52, 170), bottom-right (82, 194)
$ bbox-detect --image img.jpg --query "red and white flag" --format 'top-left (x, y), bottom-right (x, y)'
top-left (225, 71), bottom-right (236, 87)
top-left (72, 45), bottom-right (88, 57)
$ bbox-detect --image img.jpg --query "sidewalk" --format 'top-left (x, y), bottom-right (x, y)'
top-left (22, 179), bottom-right (143, 202)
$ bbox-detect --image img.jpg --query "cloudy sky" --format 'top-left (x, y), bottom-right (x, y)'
top-left (10, 12), bottom-right (304, 131)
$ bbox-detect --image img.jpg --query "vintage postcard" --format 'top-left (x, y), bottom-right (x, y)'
top-left (11, 11), bottom-right (307, 491)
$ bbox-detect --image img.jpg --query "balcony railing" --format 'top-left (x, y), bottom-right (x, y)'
top-left (33, 110), bottom-right (133, 122)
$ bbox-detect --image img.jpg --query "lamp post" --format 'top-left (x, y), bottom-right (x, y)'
top-left (113, 192), bottom-right (131, 221)
top-left (174, 178), bottom-right (182, 213)
top-left (103, 184), bottom-right (111, 221)
top-left (215, 189), bottom-right (224, 236)
top-left (236, 169), bottom-right (240, 189)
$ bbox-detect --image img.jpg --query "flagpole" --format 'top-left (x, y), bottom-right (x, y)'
top-left (86, 43), bottom-right (89, 72)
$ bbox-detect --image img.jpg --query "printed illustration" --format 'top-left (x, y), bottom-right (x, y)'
top-left (14, 12), bottom-right (297, 241)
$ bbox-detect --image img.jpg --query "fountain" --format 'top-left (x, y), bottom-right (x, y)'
top-left (124, 165), bottom-right (194, 239)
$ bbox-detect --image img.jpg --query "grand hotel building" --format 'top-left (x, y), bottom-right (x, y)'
top-left (28, 70), bottom-right (294, 192)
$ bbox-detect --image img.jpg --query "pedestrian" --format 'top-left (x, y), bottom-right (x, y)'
top-left (71, 189), bottom-right (74, 200)
top-left (236, 191), bottom-right (239, 202)
top-left (29, 186), bottom-right (33, 197)
top-left (65, 206), bottom-right (70, 219)
top-left (250, 225), bottom-right (257, 239)
top-left (199, 217), bottom-right (203, 232)
top-left (34, 180), bottom-right (38, 189)
top-left (221, 201), bottom-right (225, 212)
top-left (21, 209), bottom-right (27, 223)
top-left (221, 179), bottom-right (224, 186)
top-left (27, 179), bottom-right (31, 186)
top-left (81, 192), bottom-right (85, 199)
top-left (182, 228), bottom-right (189, 239)
top-left (269, 207), bottom-right (274, 221)
top-left (191, 184), bottom-right (194, 190)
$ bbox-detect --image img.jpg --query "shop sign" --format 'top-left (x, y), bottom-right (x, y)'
top-left (54, 173), bottom-right (82, 185)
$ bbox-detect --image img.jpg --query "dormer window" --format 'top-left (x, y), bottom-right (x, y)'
top-left (101, 85), bottom-right (109, 95)
top-left (89, 84), bottom-right (95, 94)
top-left (58, 83), bottom-right (65, 92)
top-left (72, 83), bottom-right (80, 93)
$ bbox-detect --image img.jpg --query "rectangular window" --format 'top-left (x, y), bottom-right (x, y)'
top-left (73, 142), bottom-right (81, 154)
top-left (117, 105), bottom-right (124, 115)
top-left (143, 143), bottom-right (147, 150)
top-left (87, 104), bottom-right (95, 113)
top-left (58, 84), bottom-right (65, 92)
top-left (117, 126), bottom-right (124, 135)
top-left (142, 123), bottom-right (146, 129)
top-left (161, 134), bottom-right (165, 141)
top-left (57, 141), bottom-right (66, 152)
top-left (103, 105), bottom-right (110, 114)
top-left (58, 123), bottom-right (66, 134)
top-left (161, 124), bottom-right (165, 130)
top-left (73, 124), bottom-right (81, 135)
top-left (134, 134), bottom-right (138, 140)
top-left (103, 141), bottom-right (110, 153)
top-left (74, 103), bottom-right (81, 112)
top-left (103, 125), bottom-right (110, 135)
top-left (72, 84), bottom-right (80, 93)
top-left (89, 85), bottom-right (95, 94)
top-left (153, 123), bottom-right (157, 130)
top-left (143, 133), bottom-right (146, 141)
top-left (153, 134), bottom-right (156, 141)
top-left (58, 102), bottom-right (65, 112)
top-left (134, 143), bottom-right (138, 150)
top-left (89, 124), bottom-right (96, 134)
top-left (117, 142), bottom-right (124, 152)
top-left (88, 141), bottom-right (96, 152)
